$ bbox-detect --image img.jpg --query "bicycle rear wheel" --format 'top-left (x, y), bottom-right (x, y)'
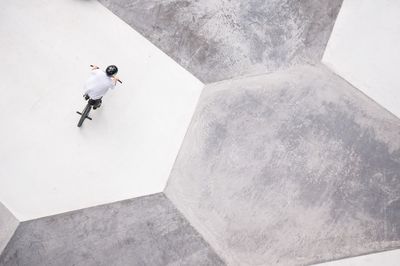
top-left (77, 103), bottom-right (92, 127)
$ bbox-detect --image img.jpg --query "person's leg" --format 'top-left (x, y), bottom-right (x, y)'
top-left (92, 98), bottom-right (102, 109)
top-left (88, 98), bottom-right (96, 106)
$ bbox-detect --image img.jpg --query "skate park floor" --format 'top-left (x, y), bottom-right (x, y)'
top-left (1, 0), bottom-right (400, 265)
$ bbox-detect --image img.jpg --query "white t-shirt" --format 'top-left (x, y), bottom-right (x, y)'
top-left (84, 69), bottom-right (115, 100)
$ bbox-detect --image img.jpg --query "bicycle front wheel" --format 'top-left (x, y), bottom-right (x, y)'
top-left (77, 103), bottom-right (91, 127)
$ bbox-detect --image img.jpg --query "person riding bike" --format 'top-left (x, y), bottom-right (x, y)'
top-left (83, 65), bottom-right (119, 110)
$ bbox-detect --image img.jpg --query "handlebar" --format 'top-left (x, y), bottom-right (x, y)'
top-left (90, 65), bottom-right (122, 84)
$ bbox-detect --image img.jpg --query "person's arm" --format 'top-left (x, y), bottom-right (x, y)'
top-left (111, 76), bottom-right (122, 87)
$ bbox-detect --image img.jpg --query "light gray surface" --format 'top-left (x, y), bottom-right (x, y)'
top-left (313, 249), bottom-right (400, 266)
top-left (165, 64), bottom-right (400, 266)
top-left (0, 203), bottom-right (18, 256)
top-left (98, 0), bottom-right (343, 83)
top-left (0, 193), bottom-right (225, 266)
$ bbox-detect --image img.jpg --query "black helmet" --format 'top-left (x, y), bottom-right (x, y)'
top-left (105, 65), bottom-right (118, 76)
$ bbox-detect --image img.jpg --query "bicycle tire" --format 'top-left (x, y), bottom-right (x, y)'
top-left (77, 103), bottom-right (91, 127)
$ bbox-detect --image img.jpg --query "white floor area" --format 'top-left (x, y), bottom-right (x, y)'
top-left (0, 203), bottom-right (18, 255)
top-left (323, 0), bottom-right (400, 119)
top-left (313, 249), bottom-right (400, 266)
top-left (0, 0), bottom-right (203, 221)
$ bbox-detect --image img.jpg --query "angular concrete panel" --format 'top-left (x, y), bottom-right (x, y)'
top-left (0, 203), bottom-right (19, 256)
top-left (323, 0), bottom-right (400, 119)
top-left (165, 64), bottom-right (400, 265)
top-left (0, 0), bottom-right (203, 221)
top-left (0, 194), bottom-right (225, 266)
top-left (98, 0), bottom-right (343, 83)
top-left (313, 249), bottom-right (400, 266)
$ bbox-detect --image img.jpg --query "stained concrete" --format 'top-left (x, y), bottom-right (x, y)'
top-left (0, 203), bottom-right (19, 256)
top-left (98, 0), bottom-right (343, 83)
top-left (165, 64), bottom-right (400, 265)
top-left (0, 193), bottom-right (225, 266)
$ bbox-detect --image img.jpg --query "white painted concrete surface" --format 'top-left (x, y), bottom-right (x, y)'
top-left (322, 0), bottom-right (400, 119)
top-left (0, 0), bottom-right (203, 221)
top-left (0, 202), bottom-right (19, 255)
top-left (313, 249), bottom-right (400, 266)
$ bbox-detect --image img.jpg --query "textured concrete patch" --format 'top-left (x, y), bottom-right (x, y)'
top-left (0, 193), bottom-right (225, 266)
top-left (98, 0), bottom-right (343, 83)
top-left (165, 64), bottom-right (400, 265)
top-left (0, 203), bottom-right (19, 256)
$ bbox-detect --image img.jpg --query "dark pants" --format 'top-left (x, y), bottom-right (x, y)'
top-left (88, 97), bottom-right (102, 109)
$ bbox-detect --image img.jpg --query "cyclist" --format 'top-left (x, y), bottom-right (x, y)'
top-left (83, 65), bottom-right (119, 109)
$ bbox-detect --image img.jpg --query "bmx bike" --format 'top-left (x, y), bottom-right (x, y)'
top-left (77, 65), bottom-right (122, 127)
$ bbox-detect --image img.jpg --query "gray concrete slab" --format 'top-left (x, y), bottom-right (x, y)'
top-left (0, 203), bottom-right (19, 256)
top-left (97, 0), bottom-right (343, 83)
top-left (165, 64), bottom-right (400, 265)
top-left (0, 193), bottom-right (225, 266)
